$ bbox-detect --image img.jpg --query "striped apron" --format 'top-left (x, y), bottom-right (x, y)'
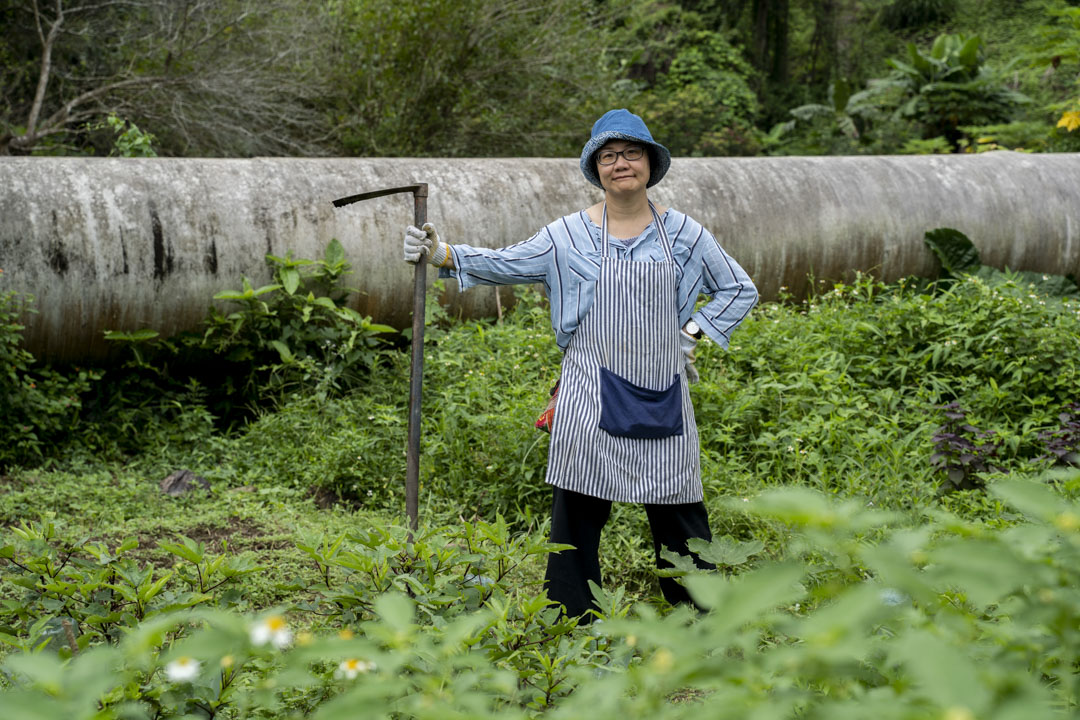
top-left (545, 203), bottom-right (702, 504)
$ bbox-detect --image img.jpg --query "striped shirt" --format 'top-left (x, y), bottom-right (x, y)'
top-left (441, 208), bottom-right (758, 350)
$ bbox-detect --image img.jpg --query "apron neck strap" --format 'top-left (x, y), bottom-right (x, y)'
top-left (601, 201), bottom-right (671, 260)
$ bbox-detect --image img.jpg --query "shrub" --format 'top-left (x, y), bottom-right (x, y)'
top-left (0, 277), bottom-right (99, 470)
top-left (880, 0), bottom-right (957, 30)
top-left (5, 480), bottom-right (1080, 718)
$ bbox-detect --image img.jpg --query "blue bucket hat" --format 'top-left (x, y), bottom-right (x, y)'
top-left (580, 109), bottom-right (671, 189)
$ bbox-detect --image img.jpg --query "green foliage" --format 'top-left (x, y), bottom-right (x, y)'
top-left (0, 519), bottom-right (258, 654)
top-left (923, 226), bottom-right (981, 276)
top-left (331, 0), bottom-right (617, 157)
top-left (620, 4), bottom-right (761, 156)
top-left (199, 239), bottom-right (395, 400)
top-left (884, 33), bottom-right (1031, 148)
top-left (5, 479), bottom-right (1080, 717)
top-left (102, 114), bottom-right (157, 157)
top-left (693, 268), bottom-right (1079, 504)
top-left (0, 279), bottom-right (99, 469)
top-left (769, 77), bottom-right (895, 154)
top-left (879, 0), bottom-right (958, 30)
top-left (100, 239), bottom-right (395, 434)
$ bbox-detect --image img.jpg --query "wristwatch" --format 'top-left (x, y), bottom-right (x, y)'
top-left (684, 319), bottom-right (703, 339)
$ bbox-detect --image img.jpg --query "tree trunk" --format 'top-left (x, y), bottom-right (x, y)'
top-left (752, 0), bottom-right (790, 86)
top-left (809, 0), bottom-right (839, 85)
top-left (769, 0), bottom-right (789, 85)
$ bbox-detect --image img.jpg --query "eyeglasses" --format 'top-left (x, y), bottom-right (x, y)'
top-left (596, 145), bottom-right (645, 165)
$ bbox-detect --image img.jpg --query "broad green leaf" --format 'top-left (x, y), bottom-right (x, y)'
top-left (924, 227), bottom-right (981, 276)
top-left (324, 237), bottom-right (346, 267)
top-left (103, 328), bottom-right (159, 342)
top-left (374, 593), bottom-right (415, 634)
top-left (366, 322), bottom-right (397, 334)
top-left (990, 478), bottom-right (1077, 525)
top-left (930, 34), bottom-right (947, 60)
top-left (958, 35), bottom-right (982, 70)
top-left (4, 652), bottom-right (65, 694)
top-left (684, 562), bottom-right (804, 627)
top-left (281, 267), bottom-right (301, 295)
top-left (158, 536), bottom-right (204, 564)
top-left (687, 535), bottom-right (764, 568)
top-left (926, 537), bottom-right (1038, 607)
top-left (251, 283), bottom-right (282, 297)
top-left (269, 340), bottom-right (294, 363)
top-left (789, 583), bottom-right (901, 656)
top-left (889, 629), bottom-right (991, 715)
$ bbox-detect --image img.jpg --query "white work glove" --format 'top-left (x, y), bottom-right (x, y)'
top-left (403, 223), bottom-right (449, 266)
top-left (680, 329), bottom-right (700, 384)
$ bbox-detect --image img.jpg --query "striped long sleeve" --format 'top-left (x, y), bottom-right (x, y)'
top-left (440, 208), bottom-right (757, 350)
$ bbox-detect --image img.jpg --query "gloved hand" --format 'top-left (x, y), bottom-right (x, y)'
top-left (679, 329), bottom-right (699, 384)
top-left (403, 223), bottom-right (450, 266)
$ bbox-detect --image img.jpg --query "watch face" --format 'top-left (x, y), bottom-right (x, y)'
top-left (685, 320), bottom-right (700, 336)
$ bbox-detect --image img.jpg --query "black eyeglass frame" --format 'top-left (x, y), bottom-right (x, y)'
top-left (595, 145), bottom-right (646, 165)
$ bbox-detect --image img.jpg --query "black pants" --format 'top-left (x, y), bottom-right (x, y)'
top-left (543, 487), bottom-right (716, 620)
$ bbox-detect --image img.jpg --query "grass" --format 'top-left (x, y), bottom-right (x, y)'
top-left (3, 268), bottom-right (1080, 718)
top-left (4, 270), bottom-right (1078, 608)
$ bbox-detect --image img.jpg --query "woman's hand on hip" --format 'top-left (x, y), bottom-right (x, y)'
top-left (679, 329), bottom-right (699, 384)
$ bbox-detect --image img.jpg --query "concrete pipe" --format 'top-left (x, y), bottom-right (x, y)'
top-left (1, 153), bottom-right (1078, 364)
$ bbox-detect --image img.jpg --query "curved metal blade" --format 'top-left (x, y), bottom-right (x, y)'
top-left (332, 184), bottom-right (427, 208)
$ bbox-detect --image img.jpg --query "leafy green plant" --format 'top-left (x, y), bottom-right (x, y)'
top-left (879, 0), bottom-right (957, 30)
top-left (770, 77), bottom-right (892, 154)
top-left (930, 401), bottom-right (1001, 491)
top-left (0, 278), bottom-right (99, 470)
top-left (5, 480), bottom-right (1080, 718)
top-left (198, 238), bottom-right (395, 402)
top-left (632, 20), bottom-right (761, 156)
top-left (883, 33), bottom-right (1031, 149)
top-left (1038, 402), bottom-right (1080, 467)
top-left (98, 239), bottom-right (396, 436)
top-left (100, 113), bottom-right (157, 157)
top-left (785, 78), bottom-right (879, 140)
top-left (0, 520), bottom-right (259, 655)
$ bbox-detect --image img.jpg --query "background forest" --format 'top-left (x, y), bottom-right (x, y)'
top-left (2, 0), bottom-right (1079, 159)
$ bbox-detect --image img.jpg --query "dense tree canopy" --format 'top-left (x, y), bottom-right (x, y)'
top-left (0, 0), bottom-right (1077, 157)
top-left (0, 0), bottom-right (333, 156)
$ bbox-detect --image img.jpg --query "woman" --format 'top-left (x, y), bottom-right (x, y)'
top-left (403, 109), bottom-right (758, 619)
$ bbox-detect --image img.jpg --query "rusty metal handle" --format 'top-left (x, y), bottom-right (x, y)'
top-left (332, 182), bottom-right (428, 537)
top-left (406, 185), bottom-right (428, 534)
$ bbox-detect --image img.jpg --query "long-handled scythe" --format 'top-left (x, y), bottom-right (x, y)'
top-left (332, 183), bottom-right (428, 535)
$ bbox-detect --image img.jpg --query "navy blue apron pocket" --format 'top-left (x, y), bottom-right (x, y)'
top-left (598, 368), bottom-right (683, 439)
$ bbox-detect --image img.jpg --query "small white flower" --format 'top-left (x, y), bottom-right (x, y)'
top-left (166, 656), bottom-right (200, 682)
top-left (251, 615), bottom-right (292, 649)
top-left (880, 588), bottom-right (906, 607)
top-left (336, 658), bottom-right (376, 679)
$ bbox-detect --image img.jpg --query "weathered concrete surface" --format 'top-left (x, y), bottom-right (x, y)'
top-left (1, 153), bottom-right (1078, 363)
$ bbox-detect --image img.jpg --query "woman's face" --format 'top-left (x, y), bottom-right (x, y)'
top-left (596, 139), bottom-right (650, 195)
